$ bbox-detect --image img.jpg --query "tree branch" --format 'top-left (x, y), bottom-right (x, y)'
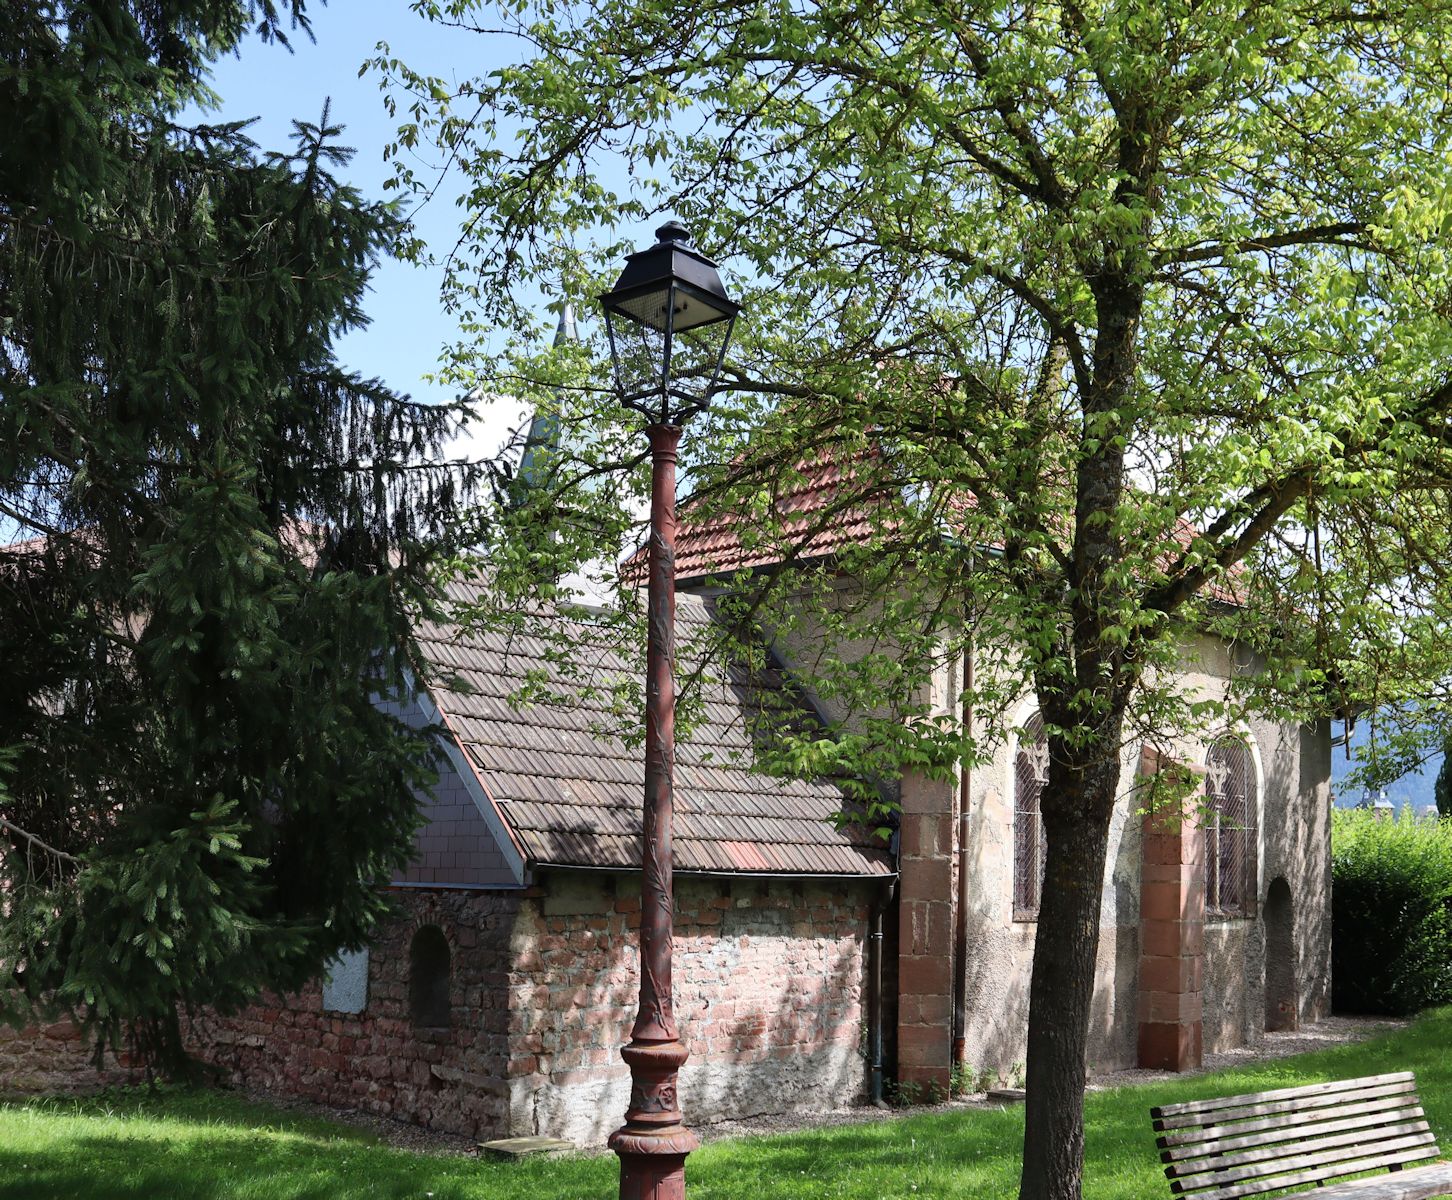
top-left (1154, 222), bottom-right (1369, 268)
top-left (0, 815), bottom-right (81, 866)
top-left (946, 21), bottom-right (1069, 210)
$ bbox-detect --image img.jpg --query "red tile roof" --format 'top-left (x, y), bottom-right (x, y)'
top-left (413, 577), bottom-right (893, 878)
top-left (670, 451), bottom-right (899, 584)
top-left (666, 451), bottom-right (1246, 605)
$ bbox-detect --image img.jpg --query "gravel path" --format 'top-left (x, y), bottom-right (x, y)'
top-left (1086, 1013), bottom-right (1408, 1094)
top-left (243, 1013), bottom-right (1408, 1156)
top-left (701, 1014), bottom-right (1409, 1144)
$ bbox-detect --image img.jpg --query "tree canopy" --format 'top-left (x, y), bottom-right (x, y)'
top-left (377, 2), bottom-right (1452, 1197)
top-left (0, 1), bottom-right (475, 1069)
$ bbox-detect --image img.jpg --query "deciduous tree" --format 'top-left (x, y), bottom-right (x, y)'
top-left (378, 3), bottom-right (1452, 1196)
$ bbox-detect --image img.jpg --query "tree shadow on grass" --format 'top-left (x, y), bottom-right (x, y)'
top-left (0, 1092), bottom-right (611, 1200)
top-left (0, 1012), bottom-right (1439, 1200)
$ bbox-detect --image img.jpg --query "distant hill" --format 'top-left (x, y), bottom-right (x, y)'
top-left (1331, 719), bottom-right (1442, 812)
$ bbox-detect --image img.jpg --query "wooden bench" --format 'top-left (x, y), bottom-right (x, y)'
top-left (1150, 1071), bottom-right (1452, 1199)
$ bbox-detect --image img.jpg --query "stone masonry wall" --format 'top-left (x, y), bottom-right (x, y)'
top-left (959, 634), bottom-right (1333, 1082)
top-left (190, 871), bottom-right (874, 1146)
top-left (0, 1021), bottom-right (140, 1095)
top-left (11, 874), bottom-right (877, 1145)
top-left (511, 872), bottom-right (874, 1147)
top-left (194, 888), bottom-right (521, 1137)
top-left (895, 771), bottom-right (955, 1092)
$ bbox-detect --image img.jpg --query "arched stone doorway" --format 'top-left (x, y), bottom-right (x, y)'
top-left (1264, 877), bottom-right (1297, 1032)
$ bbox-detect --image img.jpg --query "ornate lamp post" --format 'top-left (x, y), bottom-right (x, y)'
top-left (600, 221), bottom-right (739, 1200)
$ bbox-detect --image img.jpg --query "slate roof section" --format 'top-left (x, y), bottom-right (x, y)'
top-left (413, 578), bottom-right (892, 878)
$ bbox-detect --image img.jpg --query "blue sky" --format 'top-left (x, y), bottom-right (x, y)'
top-left (195, 4), bottom-right (729, 462)
top-left (203, 3), bottom-right (456, 401)
top-left (1333, 721), bottom-right (1443, 811)
top-left (197, 1), bottom-right (552, 456)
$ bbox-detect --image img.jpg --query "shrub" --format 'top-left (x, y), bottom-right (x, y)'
top-left (1332, 808), bottom-right (1452, 1015)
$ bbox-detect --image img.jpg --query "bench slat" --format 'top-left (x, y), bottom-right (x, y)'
top-left (1159, 1094), bottom-right (1426, 1149)
top-left (1168, 1131), bottom-right (1439, 1194)
top-left (1312, 1160), bottom-right (1452, 1200)
top-left (1166, 1118), bottom-right (1434, 1176)
top-left (1155, 1081), bottom-right (1418, 1133)
top-left (1152, 1074), bottom-right (1415, 1121)
top-left (1161, 1107), bottom-right (1428, 1164)
top-left (1179, 1145), bottom-right (1444, 1200)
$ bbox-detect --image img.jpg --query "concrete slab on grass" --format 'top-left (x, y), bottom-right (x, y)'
top-left (478, 1136), bottom-right (575, 1159)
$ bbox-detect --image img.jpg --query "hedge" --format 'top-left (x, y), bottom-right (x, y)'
top-left (1332, 807), bottom-right (1452, 1015)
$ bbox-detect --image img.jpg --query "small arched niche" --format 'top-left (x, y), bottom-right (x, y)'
top-left (1264, 877), bottom-right (1297, 1032)
top-left (409, 925), bottom-right (451, 1031)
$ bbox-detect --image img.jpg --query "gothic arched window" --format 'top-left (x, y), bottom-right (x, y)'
top-left (1205, 737), bottom-right (1257, 916)
top-left (1013, 713), bottom-right (1049, 919)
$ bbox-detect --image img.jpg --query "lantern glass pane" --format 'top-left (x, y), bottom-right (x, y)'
top-left (607, 307), bottom-right (669, 408)
top-left (667, 316), bottom-right (733, 406)
top-left (612, 285), bottom-right (674, 332)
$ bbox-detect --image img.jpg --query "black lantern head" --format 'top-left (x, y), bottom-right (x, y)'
top-left (599, 221), bottom-right (739, 424)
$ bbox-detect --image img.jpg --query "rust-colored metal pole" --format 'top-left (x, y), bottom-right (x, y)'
top-left (609, 422), bottom-right (698, 1200)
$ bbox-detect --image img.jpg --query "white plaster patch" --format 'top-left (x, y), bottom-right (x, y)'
top-left (322, 947), bottom-right (369, 1014)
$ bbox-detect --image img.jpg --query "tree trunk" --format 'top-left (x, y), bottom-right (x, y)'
top-left (121, 1009), bottom-right (205, 1086)
top-left (1017, 727), bottom-right (1124, 1200)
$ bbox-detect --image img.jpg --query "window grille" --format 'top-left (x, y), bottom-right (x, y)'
top-left (1014, 713), bottom-right (1049, 919)
top-left (1205, 737), bottom-right (1257, 917)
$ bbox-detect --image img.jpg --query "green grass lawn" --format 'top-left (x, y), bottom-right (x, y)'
top-left (2, 1010), bottom-right (1449, 1200)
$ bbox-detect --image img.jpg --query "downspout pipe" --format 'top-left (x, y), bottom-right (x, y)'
top-left (952, 578), bottom-right (976, 1071)
top-left (868, 877), bottom-right (894, 1108)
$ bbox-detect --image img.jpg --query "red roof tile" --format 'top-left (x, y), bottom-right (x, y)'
top-left (664, 448), bottom-right (1247, 605)
top-left (669, 450), bottom-right (899, 583)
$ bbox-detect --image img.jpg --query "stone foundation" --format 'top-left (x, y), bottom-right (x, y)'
top-left (190, 873), bottom-right (872, 1145)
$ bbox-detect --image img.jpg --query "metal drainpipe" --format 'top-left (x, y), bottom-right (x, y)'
top-left (868, 878), bottom-right (892, 1107)
top-left (952, 629), bottom-right (975, 1070)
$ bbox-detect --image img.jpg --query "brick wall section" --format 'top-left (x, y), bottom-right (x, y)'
top-left (18, 874), bottom-right (874, 1145)
top-left (0, 1021), bottom-right (139, 1095)
top-left (512, 872), bottom-right (874, 1145)
top-left (896, 770), bottom-right (955, 1091)
top-left (195, 889), bottom-right (521, 1137)
top-left (1137, 745), bottom-right (1205, 1072)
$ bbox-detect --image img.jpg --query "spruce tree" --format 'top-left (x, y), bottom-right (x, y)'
top-left (0, 2), bottom-right (473, 1070)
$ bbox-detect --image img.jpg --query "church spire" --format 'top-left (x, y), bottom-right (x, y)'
top-left (517, 302), bottom-right (577, 493)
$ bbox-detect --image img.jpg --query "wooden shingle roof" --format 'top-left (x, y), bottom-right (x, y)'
top-left (414, 578), bottom-right (892, 878)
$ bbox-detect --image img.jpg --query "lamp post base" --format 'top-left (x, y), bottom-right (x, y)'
top-left (612, 1141), bottom-right (695, 1200)
top-left (609, 1038), bottom-right (699, 1200)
